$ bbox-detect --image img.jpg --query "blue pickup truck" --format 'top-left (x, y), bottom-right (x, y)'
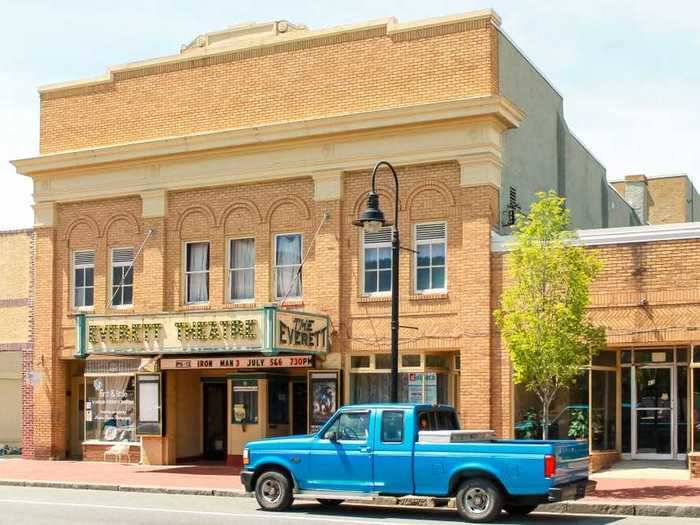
top-left (241, 404), bottom-right (593, 523)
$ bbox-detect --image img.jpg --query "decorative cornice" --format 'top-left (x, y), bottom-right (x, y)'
top-left (38, 11), bottom-right (501, 97)
top-left (492, 222), bottom-right (700, 252)
top-left (13, 96), bottom-right (524, 177)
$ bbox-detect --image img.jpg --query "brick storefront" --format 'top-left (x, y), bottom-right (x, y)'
top-left (11, 10), bottom-right (700, 476)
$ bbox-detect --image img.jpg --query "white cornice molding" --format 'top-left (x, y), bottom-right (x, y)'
top-left (13, 96), bottom-right (524, 177)
top-left (492, 222), bottom-right (700, 252)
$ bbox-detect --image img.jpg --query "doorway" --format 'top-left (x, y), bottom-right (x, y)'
top-left (203, 382), bottom-right (227, 461)
top-left (292, 381), bottom-right (308, 435)
top-left (632, 366), bottom-right (674, 459)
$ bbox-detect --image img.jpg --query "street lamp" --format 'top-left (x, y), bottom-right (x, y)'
top-left (353, 161), bottom-right (400, 403)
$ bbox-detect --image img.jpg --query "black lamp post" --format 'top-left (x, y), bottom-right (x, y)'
top-left (353, 161), bottom-right (400, 403)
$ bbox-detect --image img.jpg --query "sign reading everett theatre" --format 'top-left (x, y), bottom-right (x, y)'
top-left (77, 307), bottom-right (330, 356)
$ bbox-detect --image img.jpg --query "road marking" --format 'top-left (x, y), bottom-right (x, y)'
top-left (0, 498), bottom-right (437, 524)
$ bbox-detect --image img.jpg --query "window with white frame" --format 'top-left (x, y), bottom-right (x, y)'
top-left (274, 233), bottom-right (302, 299)
top-left (229, 238), bottom-right (255, 302)
top-left (185, 242), bottom-right (209, 304)
top-left (111, 248), bottom-right (134, 307)
top-left (73, 250), bottom-right (95, 308)
top-left (415, 222), bottom-right (446, 293)
top-left (363, 227), bottom-right (392, 294)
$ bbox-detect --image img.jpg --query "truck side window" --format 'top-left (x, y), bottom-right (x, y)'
top-left (436, 410), bottom-right (459, 430)
top-left (324, 412), bottom-right (369, 441)
top-left (417, 411), bottom-right (433, 431)
top-left (381, 411), bottom-right (404, 443)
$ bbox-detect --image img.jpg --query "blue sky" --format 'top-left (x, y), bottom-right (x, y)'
top-left (1, 0), bottom-right (699, 229)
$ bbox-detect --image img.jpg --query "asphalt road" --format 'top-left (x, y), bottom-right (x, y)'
top-left (0, 486), bottom-right (693, 525)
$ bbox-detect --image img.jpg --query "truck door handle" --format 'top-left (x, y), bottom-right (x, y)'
top-left (360, 447), bottom-right (372, 453)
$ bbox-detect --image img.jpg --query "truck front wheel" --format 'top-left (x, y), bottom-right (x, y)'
top-left (455, 478), bottom-right (503, 523)
top-left (254, 471), bottom-right (294, 511)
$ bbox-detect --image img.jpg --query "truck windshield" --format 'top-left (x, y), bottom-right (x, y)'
top-left (417, 409), bottom-right (459, 431)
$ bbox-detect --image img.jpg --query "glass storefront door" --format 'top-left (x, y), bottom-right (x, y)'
top-left (632, 366), bottom-right (674, 458)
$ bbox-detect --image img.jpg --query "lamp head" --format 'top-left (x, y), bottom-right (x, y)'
top-left (352, 191), bottom-right (386, 233)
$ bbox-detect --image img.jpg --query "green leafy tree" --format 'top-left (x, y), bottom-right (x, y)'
top-left (495, 191), bottom-right (605, 440)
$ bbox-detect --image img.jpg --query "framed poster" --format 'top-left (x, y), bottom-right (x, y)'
top-left (308, 370), bottom-right (340, 433)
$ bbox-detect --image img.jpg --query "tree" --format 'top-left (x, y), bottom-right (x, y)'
top-left (494, 191), bottom-right (605, 440)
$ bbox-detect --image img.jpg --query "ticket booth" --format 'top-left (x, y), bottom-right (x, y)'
top-left (229, 373), bottom-right (295, 465)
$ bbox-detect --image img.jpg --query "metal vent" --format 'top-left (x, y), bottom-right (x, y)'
top-left (74, 250), bottom-right (95, 266)
top-left (112, 248), bottom-right (134, 264)
top-left (416, 223), bottom-right (446, 241)
top-left (364, 227), bottom-right (392, 244)
top-left (85, 358), bottom-right (141, 375)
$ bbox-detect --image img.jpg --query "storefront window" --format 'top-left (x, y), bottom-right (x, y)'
top-left (621, 367), bottom-right (631, 453)
top-left (635, 349), bottom-right (673, 364)
top-left (85, 375), bottom-right (136, 442)
top-left (268, 379), bottom-right (289, 425)
top-left (592, 350), bottom-right (616, 367)
top-left (678, 367), bottom-right (689, 454)
top-left (232, 379), bottom-right (259, 424)
top-left (694, 346), bottom-right (700, 363)
top-left (375, 354), bottom-right (392, 369)
top-left (513, 373), bottom-right (588, 440)
top-left (350, 372), bottom-right (448, 405)
top-left (591, 370), bottom-right (616, 450)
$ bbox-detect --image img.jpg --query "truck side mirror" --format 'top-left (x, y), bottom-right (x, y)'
top-left (327, 431), bottom-right (338, 443)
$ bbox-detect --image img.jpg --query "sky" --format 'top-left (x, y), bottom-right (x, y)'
top-left (1, 0), bottom-right (699, 230)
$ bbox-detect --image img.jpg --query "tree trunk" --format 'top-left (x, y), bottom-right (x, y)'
top-left (542, 398), bottom-right (551, 440)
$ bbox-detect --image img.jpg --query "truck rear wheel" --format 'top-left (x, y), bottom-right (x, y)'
top-left (254, 471), bottom-right (294, 511)
top-left (455, 478), bottom-right (503, 523)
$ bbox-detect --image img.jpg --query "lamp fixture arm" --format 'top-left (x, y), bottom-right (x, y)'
top-left (370, 161), bottom-right (400, 229)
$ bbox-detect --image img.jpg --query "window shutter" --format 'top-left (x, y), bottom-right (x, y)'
top-left (112, 248), bottom-right (134, 264)
top-left (364, 227), bottom-right (392, 245)
top-left (74, 251), bottom-right (95, 266)
top-left (416, 223), bottom-right (446, 241)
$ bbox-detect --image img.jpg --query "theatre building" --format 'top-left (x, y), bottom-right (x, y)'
top-left (10, 10), bottom-right (700, 476)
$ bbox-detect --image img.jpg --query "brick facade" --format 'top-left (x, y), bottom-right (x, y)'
top-left (14, 11), bottom-right (700, 477)
top-left (0, 229), bottom-right (33, 452)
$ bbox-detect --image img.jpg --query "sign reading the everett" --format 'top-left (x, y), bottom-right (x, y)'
top-left (276, 311), bottom-right (330, 353)
top-left (85, 311), bottom-right (264, 355)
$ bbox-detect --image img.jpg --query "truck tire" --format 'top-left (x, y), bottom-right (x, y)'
top-left (504, 503), bottom-right (538, 516)
top-left (254, 470), bottom-right (294, 511)
top-left (317, 499), bottom-right (343, 506)
top-left (455, 478), bottom-right (503, 523)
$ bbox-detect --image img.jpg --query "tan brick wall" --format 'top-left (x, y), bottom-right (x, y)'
top-left (691, 454), bottom-right (700, 479)
top-left (647, 177), bottom-right (689, 224)
top-left (39, 22), bottom-right (499, 154)
top-left (0, 233), bottom-right (31, 300)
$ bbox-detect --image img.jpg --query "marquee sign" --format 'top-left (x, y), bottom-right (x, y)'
top-left (76, 306), bottom-right (330, 357)
top-left (160, 355), bottom-right (313, 370)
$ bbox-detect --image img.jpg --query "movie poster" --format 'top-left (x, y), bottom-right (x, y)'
top-left (308, 370), bottom-right (340, 433)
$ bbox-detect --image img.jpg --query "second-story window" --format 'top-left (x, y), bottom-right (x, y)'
top-left (363, 227), bottom-right (392, 295)
top-left (229, 238), bottom-right (255, 302)
top-left (111, 247), bottom-right (134, 307)
top-left (185, 242), bottom-right (209, 304)
top-left (415, 222), bottom-right (446, 293)
top-left (73, 250), bottom-right (95, 309)
top-left (275, 233), bottom-right (302, 299)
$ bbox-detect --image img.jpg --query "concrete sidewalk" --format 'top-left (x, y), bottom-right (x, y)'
top-left (1, 458), bottom-right (699, 518)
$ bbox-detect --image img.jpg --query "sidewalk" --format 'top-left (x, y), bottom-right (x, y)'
top-left (0, 458), bottom-right (244, 494)
top-left (1, 458), bottom-right (700, 518)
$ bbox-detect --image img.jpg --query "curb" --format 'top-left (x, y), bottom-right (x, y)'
top-left (0, 479), bottom-right (251, 498)
top-left (1, 479), bottom-right (699, 519)
top-left (541, 501), bottom-right (700, 519)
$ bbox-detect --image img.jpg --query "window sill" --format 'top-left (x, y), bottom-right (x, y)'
top-left (107, 306), bottom-right (135, 313)
top-left (277, 299), bottom-right (304, 307)
top-left (358, 294), bottom-right (392, 303)
top-left (409, 292), bottom-right (449, 301)
top-left (82, 440), bottom-right (140, 447)
top-left (70, 307), bottom-right (95, 316)
top-left (179, 303), bottom-right (211, 311)
top-left (227, 301), bottom-right (257, 309)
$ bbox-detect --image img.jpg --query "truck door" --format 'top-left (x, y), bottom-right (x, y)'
top-left (372, 409), bottom-right (414, 495)
top-left (308, 409), bottom-right (373, 492)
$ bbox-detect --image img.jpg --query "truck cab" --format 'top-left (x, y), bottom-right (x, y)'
top-left (241, 404), bottom-right (593, 523)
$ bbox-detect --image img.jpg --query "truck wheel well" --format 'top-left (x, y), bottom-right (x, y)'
top-left (251, 464), bottom-right (296, 490)
top-left (448, 470), bottom-right (509, 498)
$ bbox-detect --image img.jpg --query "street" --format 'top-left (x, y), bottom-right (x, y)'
top-left (0, 486), bottom-right (693, 525)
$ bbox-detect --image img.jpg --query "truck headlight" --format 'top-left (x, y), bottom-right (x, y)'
top-left (243, 448), bottom-right (249, 466)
